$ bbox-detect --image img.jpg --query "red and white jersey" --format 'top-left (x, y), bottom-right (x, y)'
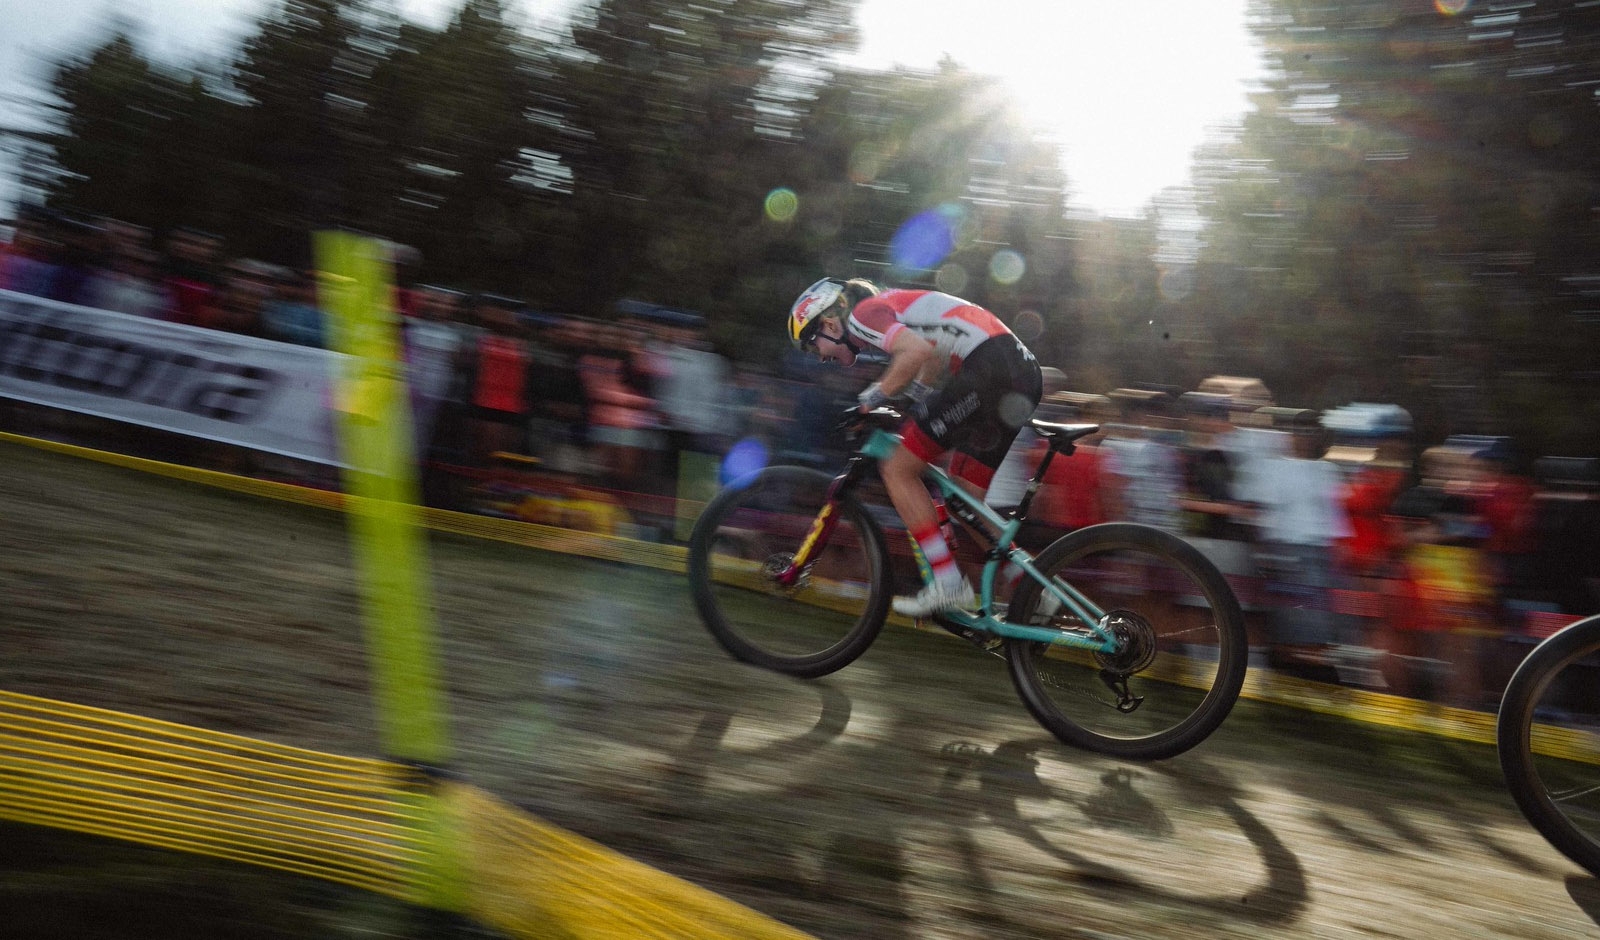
top-left (846, 290), bottom-right (1013, 371)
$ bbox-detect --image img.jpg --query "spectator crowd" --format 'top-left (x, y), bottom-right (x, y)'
top-left (1000, 386), bottom-right (1600, 710)
top-left (4, 209), bottom-right (1599, 711)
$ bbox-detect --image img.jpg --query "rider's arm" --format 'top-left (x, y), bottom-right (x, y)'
top-left (877, 329), bottom-right (938, 398)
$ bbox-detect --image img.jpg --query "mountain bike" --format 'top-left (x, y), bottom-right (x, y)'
top-left (1497, 613), bottom-right (1600, 875)
top-left (686, 407), bottom-right (1248, 761)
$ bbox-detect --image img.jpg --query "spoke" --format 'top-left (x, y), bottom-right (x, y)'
top-left (1550, 783), bottom-right (1600, 805)
top-left (1156, 623), bottom-right (1219, 641)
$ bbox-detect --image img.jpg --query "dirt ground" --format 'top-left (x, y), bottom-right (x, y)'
top-left (4, 440), bottom-right (1600, 940)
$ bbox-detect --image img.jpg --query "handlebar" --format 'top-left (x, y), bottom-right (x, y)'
top-left (835, 404), bottom-right (904, 439)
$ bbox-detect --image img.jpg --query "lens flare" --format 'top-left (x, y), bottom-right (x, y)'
top-left (989, 249), bottom-right (1026, 285)
top-left (764, 188), bottom-right (799, 222)
top-left (1434, 0), bottom-right (1469, 14)
top-left (890, 204), bottom-right (964, 271)
top-left (998, 391), bottom-right (1035, 429)
top-left (721, 437), bottom-right (769, 484)
top-left (935, 262), bottom-right (970, 295)
top-left (1013, 309), bottom-right (1044, 342)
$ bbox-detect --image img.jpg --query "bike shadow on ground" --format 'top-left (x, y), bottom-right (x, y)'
top-left (653, 679), bottom-right (855, 814)
top-left (935, 738), bottom-right (1309, 927)
top-left (647, 678), bottom-right (922, 940)
top-left (1566, 876), bottom-right (1600, 927)
top-left (617, 664), bottom-right (1306, 938)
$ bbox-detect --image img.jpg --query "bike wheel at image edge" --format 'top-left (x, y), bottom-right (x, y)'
top-left (688, 465), bottom-right (892, 678)
top-left (1004, 523), bottom-right (1249, 761)
top-left (1497, 614), bottom-right (1600, 876)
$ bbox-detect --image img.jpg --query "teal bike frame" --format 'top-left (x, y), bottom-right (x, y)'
top-left (786, 423), bottom-right (1121, 654)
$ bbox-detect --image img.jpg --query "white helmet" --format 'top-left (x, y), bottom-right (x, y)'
top-left (787, 277), bottom-right (847, 350)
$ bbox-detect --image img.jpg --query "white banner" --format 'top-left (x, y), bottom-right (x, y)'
top-left (0, 289), bottom-right (347, 466)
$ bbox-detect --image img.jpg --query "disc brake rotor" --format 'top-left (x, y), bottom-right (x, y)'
top-left (762, 552), bottom-right (807, 594)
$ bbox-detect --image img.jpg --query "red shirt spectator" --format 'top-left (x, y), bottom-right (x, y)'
top-left (1031, 441), bottom-right (1108, 531)
top-left (473, 334), bottom-right (531, 415)
top-left (1479, 471), bottom-right (1538, 557)
top-left (1340, 464), bottom-right (1407, 578)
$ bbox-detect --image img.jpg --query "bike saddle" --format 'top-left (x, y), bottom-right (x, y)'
top-left (1030, 420), bottom-right (1100, 444)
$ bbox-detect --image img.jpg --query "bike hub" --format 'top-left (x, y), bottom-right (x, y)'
top-left (1095, 609), bottom-right (1157, 674)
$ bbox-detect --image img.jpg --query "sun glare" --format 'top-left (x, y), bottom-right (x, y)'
top-left (238, 0), bottom-right (1265, 221)
top-left (849, 0), bottom-right (1263, 218)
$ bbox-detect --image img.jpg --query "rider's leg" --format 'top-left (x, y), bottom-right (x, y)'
top-left (948, 450), bottom-right (1026, 595)
top-left (883, 446), bottom-right (958, 586)
top-left (882, 444), bottom-right (936, 534)
top-left (882, 446), bottom-right (973, 614)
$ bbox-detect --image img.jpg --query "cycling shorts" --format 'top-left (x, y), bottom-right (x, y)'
top-left (900, 334), bottom-right (1042, 490)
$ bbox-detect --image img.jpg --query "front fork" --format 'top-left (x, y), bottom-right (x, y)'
top-left (775, 454), bottom-right (874, 587)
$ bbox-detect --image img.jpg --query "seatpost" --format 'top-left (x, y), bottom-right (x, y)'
top-left (1011, 438), bottom-right (1074, 522)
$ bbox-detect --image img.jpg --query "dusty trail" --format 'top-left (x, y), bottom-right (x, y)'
top-left (2, 441), bottom-right (1597, 939)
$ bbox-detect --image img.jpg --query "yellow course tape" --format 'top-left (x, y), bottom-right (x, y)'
top-left (451, 783), bottom-right (815, 940)
top-left (0, 689), bottom-right (425, 902)
top-left (0, 687), bottom-right (816, 938)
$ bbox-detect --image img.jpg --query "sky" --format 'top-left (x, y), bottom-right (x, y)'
top-left (0, 0), bottom-right (1265, 220)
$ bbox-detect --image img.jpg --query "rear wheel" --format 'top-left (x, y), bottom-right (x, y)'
top-left (687, 466), bottom-right (891, 678)
top-left (1004, 523), bottom-right (1248, 760)
top-left (1497, 615), bottom-right (1600, 876)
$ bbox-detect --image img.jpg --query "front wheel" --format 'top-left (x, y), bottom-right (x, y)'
top-left (1004, 523), bottom-right (1248, 761)
top-left (687, 465), bottom-right (891, 678)
top-left (1497, 615), bottom-right (1600, 876)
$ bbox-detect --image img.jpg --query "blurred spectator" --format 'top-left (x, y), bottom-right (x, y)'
top-left (1529, 457), bottom-right (1600, 616)
top-left (1387, 446), bottom-right (1499, 705)
top-left (403, 286), bottom-right (472, 462)
top-left (204, 259), bottom-right (276, 336)
top-left (260, 269), bottom-right (327, 347)
top-left (1250, 409), bottom-right (1355, 670)
top-left (1220, 406), bottom-right (1292, 510)
top-left (525, 315), bottom-right (592, 478)
top-left (775, 358), bottom-right (858, 470)
top-left (651, 315), bottom-right (732, 489)
top-left (1333, 431), bottom-right (1413, 585)
top-left (98, 217), bottom-right (151, 259)
top-left (725, 364), bottom-right (780, 445)
top-left (1, 211), bottom-right (63, 298)
top-left (1099, 389), bottom-right (1184, 533)
top-left (1472, 441), bottom-right (1539, 608)
top-left (1177, 391), bottom-right (1252, 541)
top-left (387, 242), bottom-right (423, 320)
top-left (1418, 493), bottom-right (1498, 707)
top-left (1169, 391), bottom-right (1261, 631)
top-left (465, 294), bottom-right (534, 465)
top-left (86, 245), bottom-right (171, 318)
top-left (48, 217), bottom-right (108, 306)
top-left (161, 227), bottom-right (224, 326)
top-left (579, 320), bottom-right (662, 491)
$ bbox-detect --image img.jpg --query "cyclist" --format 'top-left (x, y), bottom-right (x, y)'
top-left (788, 277), bottom-right (1043, 616)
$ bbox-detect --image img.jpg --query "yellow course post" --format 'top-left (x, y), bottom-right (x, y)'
top-left (314, 231), bottom-right (461, 912)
